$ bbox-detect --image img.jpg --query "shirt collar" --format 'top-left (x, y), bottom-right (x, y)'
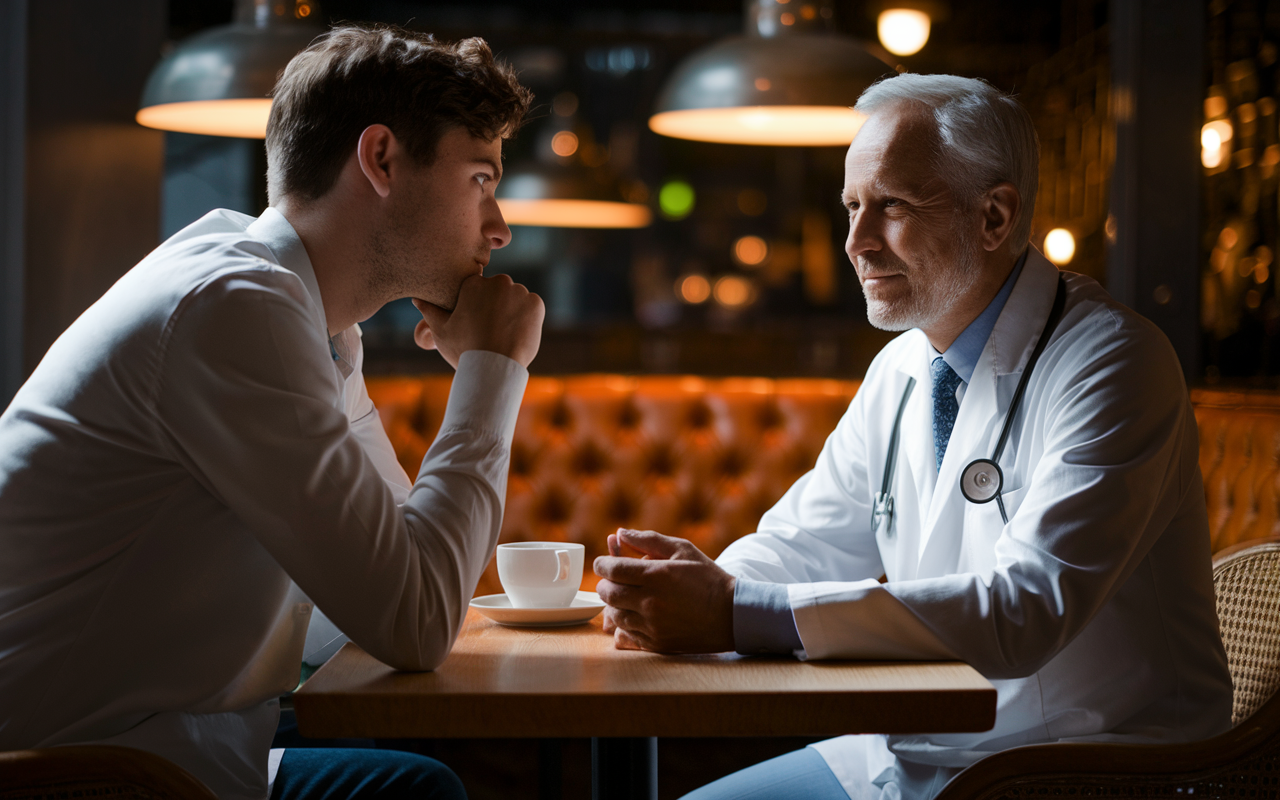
top-left (933, 249), bottom-right (1028, 384)
top-left (244, 207), bottom-right (328, 338)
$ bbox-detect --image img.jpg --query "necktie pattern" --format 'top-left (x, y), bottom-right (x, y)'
top-left (931, 357), bottom-right (962, 470)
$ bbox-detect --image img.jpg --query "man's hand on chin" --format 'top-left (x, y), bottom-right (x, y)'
top-left (593, 528), bottom-right (737, 654)
top-left (411, 273), bottom-right (545, 368)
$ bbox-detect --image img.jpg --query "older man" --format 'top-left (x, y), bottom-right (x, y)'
top-left (593, 74), bottom-right (1233, 799)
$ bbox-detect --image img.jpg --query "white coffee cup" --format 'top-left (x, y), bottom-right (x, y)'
top-left (496, 542), bottom-right (585, 608)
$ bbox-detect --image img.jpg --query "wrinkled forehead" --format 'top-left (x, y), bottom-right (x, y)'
top-left (844, 102), bottom-right (942, 190)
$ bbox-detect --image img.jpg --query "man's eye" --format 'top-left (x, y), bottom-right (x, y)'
top-left (475, 175), bottom-right (489, 187)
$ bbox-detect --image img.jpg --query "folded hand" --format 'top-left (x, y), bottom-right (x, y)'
top-left (593, 528), bottom-right (736, 654)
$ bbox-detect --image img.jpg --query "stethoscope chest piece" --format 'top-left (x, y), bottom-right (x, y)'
top-left (960, 458), bottom-right (1003, 504)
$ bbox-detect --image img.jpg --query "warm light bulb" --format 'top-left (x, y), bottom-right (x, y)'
top-left (1201, 127), bottom-right (1222, 151)
top-left (136, 98), bottom-right (273, 138)
top-left (1044, 228), bottom-right (1076, 266)
top-left (497, 199), bottom-right (652, 229)
top-left (650, 106), bottom-right (867, 146)
top-left (877, 9), bottom-right (931, 57)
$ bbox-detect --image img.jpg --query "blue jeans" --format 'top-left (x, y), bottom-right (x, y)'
top-left (681, 747), bottom-right (850, 800)
top-left (270, 748), bottom-right (466, 800)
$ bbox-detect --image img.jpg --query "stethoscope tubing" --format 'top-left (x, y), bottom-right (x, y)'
top-left (877, 274), bottom-right (1068, 533)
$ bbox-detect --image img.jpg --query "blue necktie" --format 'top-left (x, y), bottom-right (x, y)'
top-left (931, 357), bottom-right (962, 470)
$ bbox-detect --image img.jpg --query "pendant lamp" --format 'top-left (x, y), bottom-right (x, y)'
top-left (649, 0), bottom-right (892, 146)
top-left (137, 0), bottom-right (323, 139)
top-left (496, 164), bottom-right (652, 229)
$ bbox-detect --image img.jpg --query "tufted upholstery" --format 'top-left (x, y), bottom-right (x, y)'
top-left (369, 375), bottom-right (856, 596)
top-left (1192, 388), bottom-right (1280, 554)
top-left (367, 377), bottom-right (1280, 598)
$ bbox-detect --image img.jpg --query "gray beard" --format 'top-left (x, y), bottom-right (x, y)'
top-left (860, 228), bottom-right (982, 333)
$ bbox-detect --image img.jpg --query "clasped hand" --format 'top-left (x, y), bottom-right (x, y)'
top-left (593, 529), bottom-right (736, 653)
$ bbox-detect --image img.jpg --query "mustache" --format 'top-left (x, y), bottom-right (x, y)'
top-left (856, 251), bottom-right (911, 277)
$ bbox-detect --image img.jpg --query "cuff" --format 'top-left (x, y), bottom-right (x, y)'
top-left (733, 578), bottom-right (803, 655)
top-left (438, 350), bottom-right (529, 443)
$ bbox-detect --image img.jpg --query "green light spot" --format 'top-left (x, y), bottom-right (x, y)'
top-left (659, 180), bottom-right (695, 219)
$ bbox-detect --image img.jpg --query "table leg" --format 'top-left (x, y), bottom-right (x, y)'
top-left (592, 737), bottom-right (657, 800)
top-left (539, 738), bottom-right (563, 800)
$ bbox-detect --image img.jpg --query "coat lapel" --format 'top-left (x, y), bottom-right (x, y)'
top-left (917, 248), bottom-right (1063, 572)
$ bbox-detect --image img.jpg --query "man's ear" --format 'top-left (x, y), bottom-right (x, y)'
top-left (979, 182), bottom-right (1020, 252)
top-left (356, 124), bottom-right (397, 199)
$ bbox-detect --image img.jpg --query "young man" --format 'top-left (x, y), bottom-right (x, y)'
top-left (593, 74), bottom-right (1234, 800)
top-left (0, 25), bottom-right (542, 800)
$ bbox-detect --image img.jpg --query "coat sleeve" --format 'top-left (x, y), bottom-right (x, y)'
top-left (155, 271), bottom-right (527, 672)
top-left (716, 374), bottom-right (886, 586)
top-left (787, 315), bottom-right (1200, 675)
top-left (343, 336), bottom-right (414, 506)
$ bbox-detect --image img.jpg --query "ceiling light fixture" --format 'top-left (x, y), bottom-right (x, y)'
top-left (649, 0), bottom-right (892, 147)
top-left (137, 0), bottom-right (323, 139)
top-left (496, 165), bottom-right (652, 229)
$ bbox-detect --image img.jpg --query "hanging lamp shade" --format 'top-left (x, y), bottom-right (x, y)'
top-left (649, 0), bottom-right (891, 146)
top-left (137, 0), bottom-right (323, 139)
top-left (497, 164), bottom-right (651, 229)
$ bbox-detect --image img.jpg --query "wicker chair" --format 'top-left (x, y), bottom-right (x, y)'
top-left (933, 536), bottom-right (1280, 800)
top-left (0, 745), bottom-right (217, 800)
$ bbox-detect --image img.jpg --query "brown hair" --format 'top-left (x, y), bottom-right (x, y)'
top-left (265, 24), bottom-right (533, 204)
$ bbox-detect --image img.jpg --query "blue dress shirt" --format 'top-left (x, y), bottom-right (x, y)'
top-left (732, 251), bottom-right (1029, 655)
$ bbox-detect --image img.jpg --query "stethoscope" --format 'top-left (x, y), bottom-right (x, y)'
top-left (872, 275), bottom-right (1067, 535)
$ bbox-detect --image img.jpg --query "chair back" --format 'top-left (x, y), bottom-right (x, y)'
top-left (1213, 536), bottom-right (1280, 725)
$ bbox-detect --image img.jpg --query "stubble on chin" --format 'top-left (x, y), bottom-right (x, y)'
top-left (858, 252), bottom-right (919, 332)
top-left (365, 215), bottom-right (457, 312)
top-left (858, 231), bottom-right (982, 334)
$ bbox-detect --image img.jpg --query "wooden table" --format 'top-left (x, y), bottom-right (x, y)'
top-left (294, 609), bottom-right (996, 799)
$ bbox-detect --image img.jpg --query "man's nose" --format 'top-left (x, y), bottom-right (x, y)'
top-left (486, 198), bottom-right (512, 250)
top-left (845, 209), bottom-right (881, 261)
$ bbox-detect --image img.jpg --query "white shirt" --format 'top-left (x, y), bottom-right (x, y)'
top-left (717, 249), bottom-right (1234, 799)
top-left (0, 208), bottom-right (528, 799)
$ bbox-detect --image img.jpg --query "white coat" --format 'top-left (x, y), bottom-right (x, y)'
top-left (717, 248), bottom-right (1234, 799)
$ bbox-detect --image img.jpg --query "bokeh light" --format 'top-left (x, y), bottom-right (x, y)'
top-left (733, 236), bottom-right (768, 267)
top-left (737, 189), bottom-right (767, 216)
top-left (551, 131), bottom-right (580, 158)
top-left (659, 180), bottom-right (696, 219)
top-left (1202, 120), bottom-right (1233, 168)
top-left (714, 275), bottom-right (754, 307)
top-left (877, 9), bottom-right (931, 57)
top-left (1044, 228), bottom-right (1076, 266)
top-left (553, 92), bottom-right (579, 117)
top-left (677, 274), bottom-right (711, 304)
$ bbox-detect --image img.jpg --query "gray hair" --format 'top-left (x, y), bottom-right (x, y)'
top-left (854, 74), bottom-right (1039, 254)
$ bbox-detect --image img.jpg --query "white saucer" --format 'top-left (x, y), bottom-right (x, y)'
top-left (470, 591), bottom-right (606, 627)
